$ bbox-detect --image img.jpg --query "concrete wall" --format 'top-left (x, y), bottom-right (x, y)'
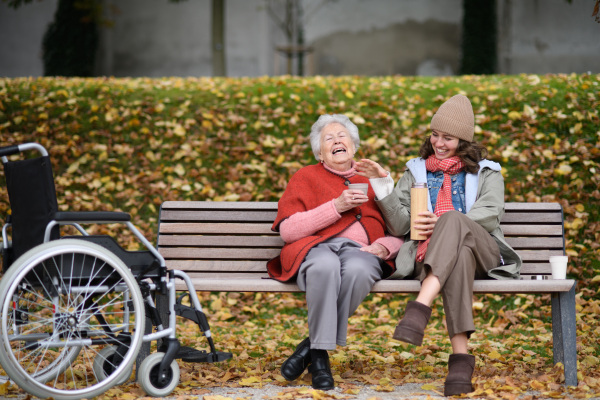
top-left (1, 0), bottom-right (599, 78)
top-left (0, 0), bottom-right (57, 77)
top-left (96, 0), bottom-right (277, 77)
top-left (304, 0), bottom-right (462, 76)
top-left (498, 0), bottom-right (600, 74)
top-left (98, 0), bottom-right (213, 77)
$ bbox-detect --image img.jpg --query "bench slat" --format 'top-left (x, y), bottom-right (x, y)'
top-left (160, 248), bottom-right (562, 262)
top-left (161, 260), bottom-right (551, 275)
top-left (499, 212), bottom-right (563, 224)
top-left (504, 237), bottom-right (563, 249)
top-left (161, 201), bottom-right (279, 211)
top-left (158, 235), bottom-right (285, 247)
top-left (159, 222), bottom-right (275, 235)
top-left (166, 260), bottom-right (270, 272)
top-left (160, 201), bottom-right (562, 212)
top-left (500, 224), bottom-right (564, 236)
top-left (158, 235), bottom-right (561, 249)
top-left (174, 275), bottom-right (575, 293)
top-left (516, 249), bottom-right (566, 261)
top-left (502, 202), bottom-right (562, 211)
top-left (519, 262), bottom-right (556, 275)
top-left (160, 247), bottom-right (281, 260)
top-left (160, 210), bottom-right (278, 222)
top-left (159, 236), bottom-right (562, 250)
top-left (160, 224), bottom-right (563, 236)
top-left (160, 211), bottom-right (563, 224)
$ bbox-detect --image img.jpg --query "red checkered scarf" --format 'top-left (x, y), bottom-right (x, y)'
top-left (415, 156), bottom-right (465, 262)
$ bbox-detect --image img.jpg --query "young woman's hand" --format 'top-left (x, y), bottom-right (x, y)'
top-left (355, 159), bottom-right (388, 179)
top-left (413, 211), bottom-right (439, 237)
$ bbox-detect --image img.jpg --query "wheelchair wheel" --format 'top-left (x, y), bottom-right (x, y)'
top-left (0, 239), bottom-right (145, 400)
top-left (138, 352), bottom-right (180, 397)
top-left (92, 345), bottom-right (132, 384)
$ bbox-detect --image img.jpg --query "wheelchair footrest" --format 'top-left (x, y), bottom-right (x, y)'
top-left (177, 346), bottom-right (233, 363)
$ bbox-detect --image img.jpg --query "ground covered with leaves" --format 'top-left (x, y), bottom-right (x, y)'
top-left (0, 74), bottom-right (599, 399)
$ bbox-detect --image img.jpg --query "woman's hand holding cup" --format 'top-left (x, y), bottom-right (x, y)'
top-left (412, 211), bottom-right (439, 238)
top-left (335, 188), bottom-right (368, 213)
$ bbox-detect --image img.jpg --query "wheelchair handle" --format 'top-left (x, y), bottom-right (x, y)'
top-left (0, 145), bottom-right (19, 158)
top-left (0, 143), bottom-right (49, 158)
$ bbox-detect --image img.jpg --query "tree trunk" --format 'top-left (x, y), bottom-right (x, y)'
top-left (212, 0), bottom-right (226, 76)
top-left (460, 0), bottom-right (497, 75)
top-left (42, 0), bottom-right (98, 77)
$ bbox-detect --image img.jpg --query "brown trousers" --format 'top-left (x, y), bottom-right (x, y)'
top-left (414, 211), bottom-right (501, 338)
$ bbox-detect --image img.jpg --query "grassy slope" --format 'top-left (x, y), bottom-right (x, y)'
top-left (0, 74), bottom-right (599, 398)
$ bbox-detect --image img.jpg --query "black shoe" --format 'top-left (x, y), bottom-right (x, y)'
top-left (281, 337), bottom-right (311, 381)
top-left (308, 349), bottom-right (334, 390)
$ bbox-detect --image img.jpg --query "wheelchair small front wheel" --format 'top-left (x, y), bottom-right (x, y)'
top-left (138, 352), bottom-right (180, 397)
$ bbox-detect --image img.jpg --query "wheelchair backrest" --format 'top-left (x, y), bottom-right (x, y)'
top-left (3, 155), bottom-right (60, 263)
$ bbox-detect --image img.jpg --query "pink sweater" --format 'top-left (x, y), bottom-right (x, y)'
top-left (279, 163), bottom-right (403, 260)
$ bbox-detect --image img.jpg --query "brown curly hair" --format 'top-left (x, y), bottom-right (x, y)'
top-left (418, 135), bottom-right (488, 174)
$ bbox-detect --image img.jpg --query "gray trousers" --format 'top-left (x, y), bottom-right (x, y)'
top-left (296, 238), bottom-right (384, 350)
top-left (415, 211), bottom-right (501, 338)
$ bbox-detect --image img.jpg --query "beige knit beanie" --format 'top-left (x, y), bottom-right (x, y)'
top-left (430, 94), bottom-right (474, 142)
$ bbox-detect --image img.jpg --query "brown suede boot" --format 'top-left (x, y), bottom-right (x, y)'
top-left (392, 301), bottom-right (432, 345)
top-left (444, 353), bottom-right (475, 396)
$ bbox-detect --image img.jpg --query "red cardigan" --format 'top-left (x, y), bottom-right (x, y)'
top-left (267, 163), bottom-right (396, 282)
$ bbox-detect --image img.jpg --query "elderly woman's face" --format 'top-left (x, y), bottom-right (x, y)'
top-left (319, 122), bottom-right (356, 171)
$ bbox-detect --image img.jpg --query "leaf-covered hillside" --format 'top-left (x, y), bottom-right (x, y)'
top-left (0, 74), bottom-right (599, 399)
top-left (1, 74), bottom-right (598, 285)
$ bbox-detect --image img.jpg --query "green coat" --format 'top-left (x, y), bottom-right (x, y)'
top-left (376, 159), bottom-right (522, 280)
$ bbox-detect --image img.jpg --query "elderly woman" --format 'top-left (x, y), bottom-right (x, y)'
top-left (267, 114), bottom-right (403, 390)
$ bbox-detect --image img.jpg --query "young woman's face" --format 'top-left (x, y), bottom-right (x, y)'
top-left (430, 130), bottom-right (459, 160)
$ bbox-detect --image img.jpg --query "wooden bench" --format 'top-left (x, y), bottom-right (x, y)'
top-left (157, 201), bottom-right (578, 386)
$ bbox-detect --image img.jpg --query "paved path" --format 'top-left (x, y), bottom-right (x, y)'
top-left (180, 383), bottom-right (446, 399)
top-left (163, 383), bottom-right (600, 400)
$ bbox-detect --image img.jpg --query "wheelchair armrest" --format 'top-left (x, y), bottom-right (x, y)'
top-left (54, 211), bottom-right (131, 223)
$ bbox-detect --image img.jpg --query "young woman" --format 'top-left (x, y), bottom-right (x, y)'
top-left (356, 94), bottom-right (522, 396)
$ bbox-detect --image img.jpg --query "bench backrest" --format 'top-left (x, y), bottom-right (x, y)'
top-left (157, 201), bottom-right (565, 281)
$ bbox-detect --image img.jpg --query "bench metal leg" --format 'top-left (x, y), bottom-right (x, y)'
top-left (551, 285), bottom-right (578, 386)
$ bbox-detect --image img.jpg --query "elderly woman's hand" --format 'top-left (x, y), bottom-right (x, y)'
top-left (355, 159), bottom-right (388, 179)
top-left (360, 243), bottom-right (389, 259)
top-left (334, 189), bottom-right (368, 213)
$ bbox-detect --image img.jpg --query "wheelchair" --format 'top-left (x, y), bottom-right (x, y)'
top-left (0, 143), bottom-right (231, 399)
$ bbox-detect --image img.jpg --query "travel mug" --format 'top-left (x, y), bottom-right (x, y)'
top-left (410, 182), bottom-right (428, 240)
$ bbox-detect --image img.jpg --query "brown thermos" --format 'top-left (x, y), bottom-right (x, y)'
top-left (410, 182), bottom-right (428, 240)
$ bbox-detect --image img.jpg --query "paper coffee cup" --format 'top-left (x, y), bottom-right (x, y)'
top-left (549, 255), bottom-right (568, 279)
top-left (348, 183), bottom-right (369, 195)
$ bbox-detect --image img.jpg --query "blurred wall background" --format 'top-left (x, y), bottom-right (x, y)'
top-left (1, 0), bottom-right (599, 78)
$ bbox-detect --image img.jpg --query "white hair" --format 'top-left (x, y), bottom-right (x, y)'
top-left (309, 114), bottom-right (360, 161)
